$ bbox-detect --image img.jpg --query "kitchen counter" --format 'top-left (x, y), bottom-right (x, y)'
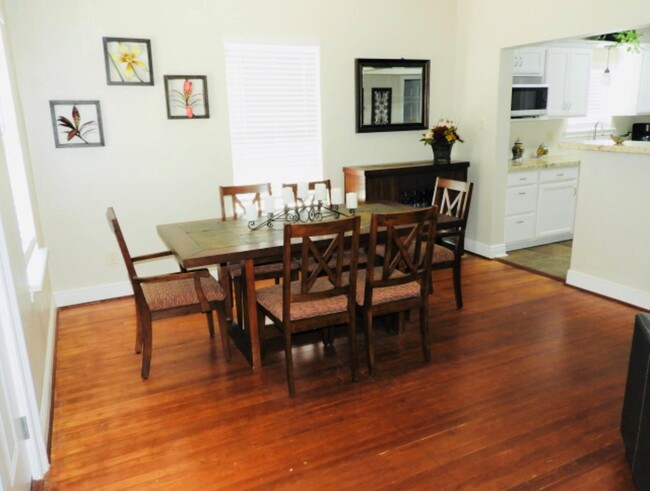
top-left (508, 153), bottom-right (580, 172)
top-left (560, 139), bottom-right (650, 154)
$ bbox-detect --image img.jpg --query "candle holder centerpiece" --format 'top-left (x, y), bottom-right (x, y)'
top-left (247, 184), bottom-right (356, 230)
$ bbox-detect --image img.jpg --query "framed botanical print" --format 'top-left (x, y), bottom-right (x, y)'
top-left (49, 100), bottom-right (105, 148)
top-left (164, 75), bottom-right (209, 119)
top-left (103, 37), bottom-right (153, 86)
top-left (372, 88), bottom-right (392, 125)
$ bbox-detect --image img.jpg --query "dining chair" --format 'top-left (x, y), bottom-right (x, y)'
top-left (107, 207), bottom-right (230, 379)
top-left (281, 179), bottom-right (332, 203)
top-left (256, 216), bottom-right (361, 397)
top-left (219, 183), bottom-right (289, 328)
top-left (430, 178), bottom-right (474, 309)
top-left (357, 206), bottom-right (438, 376)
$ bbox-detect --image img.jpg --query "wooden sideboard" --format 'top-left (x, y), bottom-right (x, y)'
top-left (343, 160), bottom-right (470, 205)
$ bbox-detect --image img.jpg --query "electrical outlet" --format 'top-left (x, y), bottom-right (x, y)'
top-left (106, 249), bottom-right (119, 265)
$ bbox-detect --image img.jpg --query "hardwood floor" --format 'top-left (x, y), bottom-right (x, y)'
top-left (46, 256), bottom-right (639, 490)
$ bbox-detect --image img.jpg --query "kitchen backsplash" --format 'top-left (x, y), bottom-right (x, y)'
top-left (509, 118), bottom-right (565, 159)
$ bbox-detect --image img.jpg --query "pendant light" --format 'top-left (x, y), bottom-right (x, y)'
top-left (603, 47), bottom-right (612, 86)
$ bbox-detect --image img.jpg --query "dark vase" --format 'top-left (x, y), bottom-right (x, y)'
top-left (431, 140), bottom-right (454, 164)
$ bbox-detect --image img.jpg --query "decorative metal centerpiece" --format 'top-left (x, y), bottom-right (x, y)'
top-left (247, 184), bottom-right (358, 230)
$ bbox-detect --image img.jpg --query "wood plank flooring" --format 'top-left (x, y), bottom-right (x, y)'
top-left (46, 257), bottom-right (640, 490)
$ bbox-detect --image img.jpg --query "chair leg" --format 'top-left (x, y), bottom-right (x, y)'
top-left (206, 311), bottom-right (215, 338)
top-left (363, 308), bottom-right (376, 377)
top-left (453, 260), bottom-right (463, 309)
top-left (220, 264), bottom-right (234, 321)
top-left (347, 314), bottom-right (359, 382)
top-left (140, 310), bottom-right (153, 379)
top-left (215, 303), bottom-right (231, 361)
top-left (419, 304), bottom-right (431, 362)
top-left (234, 275), bottom-right (244, 328)
top-left (135, 302), bottom-right (143, 354)
top-left (283, 329), bottom-right (296, 397)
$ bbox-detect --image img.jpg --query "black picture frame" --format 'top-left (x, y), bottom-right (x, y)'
top-left (103, 37), bottom-right (154, 86)
top-left (371, 88), bottom-right (392, 125)
top-left (163, 75), bottom-right (210, 119)
top-left (355, 58), bottom-right (429, 133)
top-left (49, 100), bottom-right (105, 148)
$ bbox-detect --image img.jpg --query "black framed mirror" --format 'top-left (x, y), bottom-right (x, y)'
top-left (355, 58), bottom-right (430, 133)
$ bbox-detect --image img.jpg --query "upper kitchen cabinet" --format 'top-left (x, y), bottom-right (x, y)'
top-left (513, 48), bottom-right (546, 77)
top-left (545, 48), bottom-right (592, 117)
top-left (610, 45), bottom-right (650, 115)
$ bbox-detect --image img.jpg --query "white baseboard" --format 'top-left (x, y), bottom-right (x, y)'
top-left (54, 281), bottom-right (132, 307)
top-left (465, 238), bottom-right (507, 259)
top-left (39, 301), bottom-right (57, 439)
top-left (505, 233), bottom-right (573, 252)
top-left (566, 269), bottom-right (650, 310)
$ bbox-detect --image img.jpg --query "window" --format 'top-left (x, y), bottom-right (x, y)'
top-left (0, 25), bottom-right (46, 292)
top-left (224, 42), bottom-right (323, 190)
top-left (565, 66), bottom-right (613, 136)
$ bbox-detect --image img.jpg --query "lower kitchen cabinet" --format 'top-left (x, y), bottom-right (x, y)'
top-left (506, 166), bottom-right (579, 251)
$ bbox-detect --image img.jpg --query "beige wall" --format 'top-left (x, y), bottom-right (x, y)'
top-left (5, 0), bottom-right (457, 300)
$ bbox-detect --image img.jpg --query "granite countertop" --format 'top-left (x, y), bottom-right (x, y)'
top-left (559, 139), bottom-right (650, 154)
top-left (508, 153), bottom-right (581, 172)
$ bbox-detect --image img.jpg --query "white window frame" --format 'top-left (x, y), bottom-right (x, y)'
top-left (224, 40), bottom-right (324, 192)
top-left (0, 22), bottom-right (47, 294)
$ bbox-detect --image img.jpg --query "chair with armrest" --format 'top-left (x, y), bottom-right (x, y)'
top-left (256, 216), bottom-right (361, 397)
top-left (430, 178), bottom-right (473, 309)
top-left (357, 206), bottom-right (438, 376)
top-left (107, 207), bottom-right (230, 379)
top-left (219, 183), bottom-right (291, 328)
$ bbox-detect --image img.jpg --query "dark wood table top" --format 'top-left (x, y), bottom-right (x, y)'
top-left (157, 202), bottom-right (460, 269)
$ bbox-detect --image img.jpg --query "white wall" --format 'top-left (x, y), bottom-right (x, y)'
top-left (5, 0), bottom-right (458, 303)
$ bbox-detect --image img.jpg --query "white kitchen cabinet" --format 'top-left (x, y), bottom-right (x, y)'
top-left (505, 166), bottom-right (579, 251)
top-left (545, 48), bottom-right (591, 117)
top-left (636, 50), bottom-right (650, 113)
top-left (536, 169), bottom-right (579, 237)
top-left (513, 48), bottom-right (546, 77)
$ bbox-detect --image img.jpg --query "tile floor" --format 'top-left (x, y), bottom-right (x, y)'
top-left (499, 240), bottom-right (572, 280)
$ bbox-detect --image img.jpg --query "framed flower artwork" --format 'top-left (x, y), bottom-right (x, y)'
top-left (103, 37), bottom-right (153, 86)
top-left (164, 75), bottom-right (210, 119)
top-left (49, 100), bottom-right (105, 148)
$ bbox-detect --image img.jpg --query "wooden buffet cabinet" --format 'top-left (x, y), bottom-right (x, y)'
top-left (343, 160), bottom-right (470, 205)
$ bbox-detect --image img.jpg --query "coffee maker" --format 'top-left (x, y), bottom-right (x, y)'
top-left (631, 123), bottom-right (650, 141)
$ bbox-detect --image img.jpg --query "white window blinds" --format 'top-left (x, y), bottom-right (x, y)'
top-left (225, 42), bottom-right (323, 190)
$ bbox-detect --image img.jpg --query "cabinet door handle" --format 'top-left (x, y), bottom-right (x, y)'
top-left (516, 220), bottom-right (524, 224)
top-left (518, 192), bottom-right (526, 195)
top-left (556, 173), bottom-right (564, 177)
top-left (518, 177), bottom-right (528, 181)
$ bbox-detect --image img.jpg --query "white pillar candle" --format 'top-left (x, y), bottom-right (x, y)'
top-left (330, 187), bottom-right (344, 205)
top-left (263, 195), bottom-right (275, 213)
top-left (296, 181), bottom-right (309, 200)
top-left (314, 183), bottom-right (327, 202)
top-left (346, 192), bottom-right (358, 209)
top-left (282, 187), bottom-right (295, 206)
top-left (245, 203), bottom-right (258, 221)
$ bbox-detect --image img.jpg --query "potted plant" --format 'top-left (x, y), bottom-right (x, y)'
top-left (420, 119), bottom-right (464, 164)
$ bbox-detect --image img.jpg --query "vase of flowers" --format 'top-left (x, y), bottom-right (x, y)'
top-left (420, 119), bottom-right (464, 164)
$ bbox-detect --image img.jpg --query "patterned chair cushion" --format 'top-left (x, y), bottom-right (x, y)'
top-left (433, 245), bottom-right (455, 263)
top-left (256, 277), bottom-right (349, 321)
top-left (356, 269), bottom-right (421, 306)
top-left (142, 275), bottom-right (225, 311)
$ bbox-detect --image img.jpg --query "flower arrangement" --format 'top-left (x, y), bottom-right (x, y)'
top-left (420, 119), bottom-right (464, 146)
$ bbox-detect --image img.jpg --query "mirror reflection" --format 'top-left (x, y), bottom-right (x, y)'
top-left (356, 58), bottom-right (429, 133)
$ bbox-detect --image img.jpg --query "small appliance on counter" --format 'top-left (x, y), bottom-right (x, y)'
top-left (631, 123), bottom-right (650, 141)
top-left (512, 138), bottom-right (524, 160)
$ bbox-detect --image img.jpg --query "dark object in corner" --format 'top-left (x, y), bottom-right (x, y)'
top-left (621, 313), bottom-right (650, 490)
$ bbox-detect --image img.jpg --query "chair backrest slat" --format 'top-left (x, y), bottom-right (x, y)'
top-left (106, 207), bottom-right (138, 281)
top-left (432, 178), bottom-right (472, 221)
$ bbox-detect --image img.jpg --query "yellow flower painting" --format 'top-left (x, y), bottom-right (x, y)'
top-left (103, 37), bottom-right (153, 86)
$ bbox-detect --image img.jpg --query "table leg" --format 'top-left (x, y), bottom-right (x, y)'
top-left (243, 258), bottom-right (262, 369)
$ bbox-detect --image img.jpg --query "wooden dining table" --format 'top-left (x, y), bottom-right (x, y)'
top-left (157, 202), bottom-right (461, 369)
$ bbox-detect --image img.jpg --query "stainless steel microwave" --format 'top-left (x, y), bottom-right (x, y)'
top-left (511, 84), bottom-right (548, 118)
